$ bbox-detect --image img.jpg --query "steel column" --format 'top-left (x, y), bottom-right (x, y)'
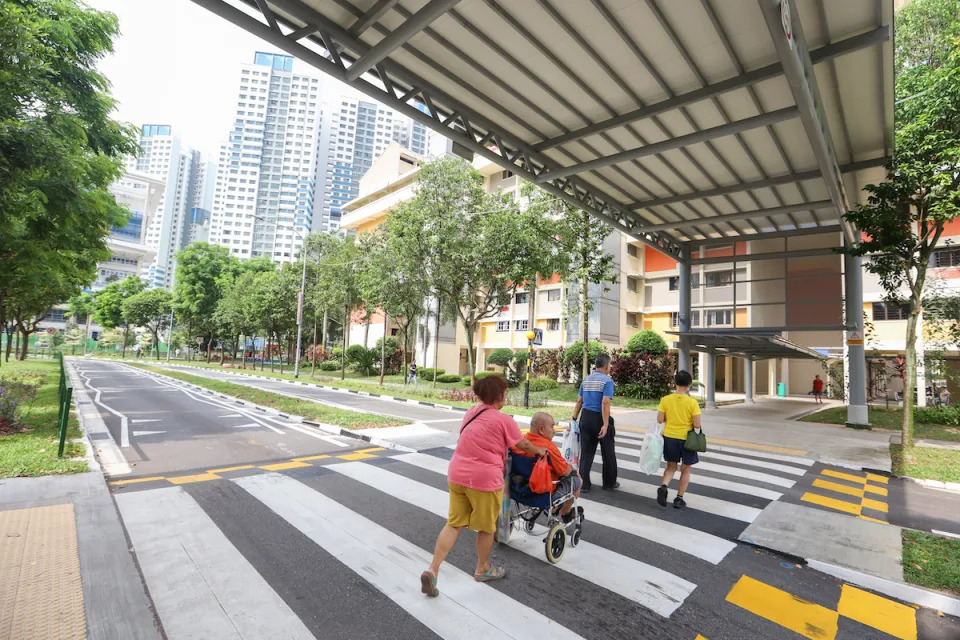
top-left (705, 348), bottom-right (717, 409)
top-left (745, 358), bottom-right (755, 404)
top-left (844, 250), bottom-right (869, 426)
top-left (677, 246), bottom-right (692, 374)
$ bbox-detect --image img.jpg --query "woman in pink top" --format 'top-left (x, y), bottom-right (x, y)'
top-left (420, 375), bottom-right (545, 597)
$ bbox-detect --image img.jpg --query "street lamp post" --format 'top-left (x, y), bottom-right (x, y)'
top-left (524, 329), bottom-right (536, 408)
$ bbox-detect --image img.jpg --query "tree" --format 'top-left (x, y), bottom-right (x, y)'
top-left (216, 270), bottom-right (262, 368)
top-left (0, 0), bottom-right (138, 350)
top-left (250, 266), bottom-right (298, 374)
top-left (122, 288), bottom-right (172, 359)
top-left (94, 276), bottom-right (145, 359)
top-left (172, 243), bottom-right (238, 362)
top-left (311, 234), bottom-right (362, 380)
top-left (66, 292), bottom-right (95, 354)
top-left (625, 329), bottom-right (669, 356)
top-left (842, 0), bottom-right (960, 446)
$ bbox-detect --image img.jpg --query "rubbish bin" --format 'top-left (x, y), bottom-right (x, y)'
top-left (777, 382), bottom-right (786, 397)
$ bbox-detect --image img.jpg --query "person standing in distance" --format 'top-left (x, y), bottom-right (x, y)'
top-left (657, 370), bottom-right (701, 509)
top-left (409, 362), bottom-right (418, 387)
top-left (572, 353), bottom-right (618, 492)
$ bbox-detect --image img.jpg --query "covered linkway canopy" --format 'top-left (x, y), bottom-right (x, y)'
top-left (192, 0), bottom-right (894, 425)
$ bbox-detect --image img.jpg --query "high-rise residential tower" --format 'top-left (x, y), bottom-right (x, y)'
top-left (209, 52), bottom-right (321, 262)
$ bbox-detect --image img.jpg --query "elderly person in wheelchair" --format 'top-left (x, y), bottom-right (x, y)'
top-left (512, 412), bottom-right (582, 519)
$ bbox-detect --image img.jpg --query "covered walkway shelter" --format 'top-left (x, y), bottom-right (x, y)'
top-left (192, 0), bottom-right (894, 425)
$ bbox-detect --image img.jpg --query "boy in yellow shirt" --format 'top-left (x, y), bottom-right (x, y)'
top-left (656, 370), bottom-right (702, 509)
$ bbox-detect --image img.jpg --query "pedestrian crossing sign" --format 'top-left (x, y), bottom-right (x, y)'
top-left (846, 331), bottom-right (863, 345)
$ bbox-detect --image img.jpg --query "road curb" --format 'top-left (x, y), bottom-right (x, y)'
top-left (899, 476), bottom-right (960, 494)
top-left (160, 362), bottom-right (533, 424)
top-left (123, 363), bottom-right (418, 453)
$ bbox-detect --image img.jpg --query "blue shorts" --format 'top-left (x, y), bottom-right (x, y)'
top-left (663, 436), bottom-right (699, 466)
top-left (555, 474), bottom-right (582, 497)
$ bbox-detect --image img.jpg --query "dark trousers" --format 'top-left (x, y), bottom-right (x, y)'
top-left (579, 409), bottom-right (617, 489)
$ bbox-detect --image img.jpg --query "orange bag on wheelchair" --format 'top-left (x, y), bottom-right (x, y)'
top-left (528, 456), bottom-right (553, 493)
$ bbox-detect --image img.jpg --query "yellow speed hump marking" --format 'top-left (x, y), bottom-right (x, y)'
top-left (726, 575), bottom-right (838, 640)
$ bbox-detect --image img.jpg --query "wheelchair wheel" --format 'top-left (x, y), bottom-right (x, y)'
top-left (524, 518), bottom-right (536, 533)
top-left (571, 522), bottom-right (582, 548)
top-left (545, 523), bottom-right (566, 564)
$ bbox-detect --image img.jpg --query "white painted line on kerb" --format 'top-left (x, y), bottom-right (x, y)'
top-left (932, 529), bottom-right (960, 540)
top-left (236, 473), bottom-right (584, 640)
top-left (329, 460), bottom-right (695, 617)
top-left (115, 486), bottom-right (315, 640)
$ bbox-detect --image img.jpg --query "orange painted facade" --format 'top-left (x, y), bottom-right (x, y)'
top-left (644, 246), bottom-right (677, 272)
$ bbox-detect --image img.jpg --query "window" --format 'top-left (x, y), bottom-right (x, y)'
top-left (515, 292), bottom-right (529, 304)
top-left (626, 312), bottom-right (639, 327)
top-left (627, 277), bottom-right (638, 293)
top-left (705, 271), bottom-right (733, 287)
top-left (547, 318), bottom-right (560, 331)
top-left (668, 274), bottom-right (700, 290)
top-left (872, 302), bottom-right (910, 321)
top-left (515, 319), bottom-right (529, 332)
top-left (496, 321), bottom-right (510, 332)
top-left (705, 309), bottom-right (733, 327)
top-left (547, 289), bottom-right (561, 302)
top-left (931, 247), bottom-right (960, 267)
top-left (627, 244), bottom-right (639, 258)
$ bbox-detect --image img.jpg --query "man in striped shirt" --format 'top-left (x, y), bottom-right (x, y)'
top-left (571, 353), bottom-right (618, 492)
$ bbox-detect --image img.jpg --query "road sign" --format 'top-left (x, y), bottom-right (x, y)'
top-left (531, 328), bottom-right (543, 346)
top-left (46, 327), bottom-right (56, 335)
top-left (846, 331), bottom-right (863, 345)
top-left (196, 337), bottom-right (204, 345)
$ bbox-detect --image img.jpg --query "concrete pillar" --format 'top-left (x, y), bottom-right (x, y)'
top-left (844, 251), bottom-right (869, 426)
top-left (745, 358), bottom-right (755, 404)
top-left (705, 348), bottom-right (717, 409)
top-left (916, 311), bottom-right (927, 407)
top-left (781, 358), bottom-right (790, 395)
top-left (724, 356), bottom-right (734, 392)
top-left (698, 352), bottom-right (707, 387)
top-left (768, 359), bottom-right (778, 397)
top-left (677, 246), bottom-right (692, 374)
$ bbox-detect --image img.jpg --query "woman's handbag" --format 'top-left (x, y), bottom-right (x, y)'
top-left (528, 456), bottom-right (553, 493)
top-left (683, 427), bottom-right (707, 452)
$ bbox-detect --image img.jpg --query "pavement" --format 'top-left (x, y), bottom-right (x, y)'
top-left (1, 356), bottom-right (958, 639)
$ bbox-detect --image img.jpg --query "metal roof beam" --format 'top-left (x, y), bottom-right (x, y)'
top-left (533, 25), bottom-right (888, 152)
top-left (629, 156), bottom-right (887, 210)
top-left (692, 225), bottom-right (842, 247)
top-left (345, 0), bottom-right (463, 81)
top-left (348, 0), bottom-right (400, 36)
top-left (639, 200), bottom-right (833, 233)
top-left (691, 246), bottom-right (837, 265)
top-left (535, 107), bottom-right (798, 182)
top-left (759, 0), bottom-right (855, 244)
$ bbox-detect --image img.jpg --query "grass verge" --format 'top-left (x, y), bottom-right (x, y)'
top-left (112, 357), bottom-right (665, 413)
top-left (0, 360), bottom-right (87, 478)
top-left (127, 363), bottom-right (409, 430)
top-left (890, 444), bottom-right (960, 483)
top-left (902, 530), bottom-right (960, 595)
top-left (800, 406), bottom-right (960, 442)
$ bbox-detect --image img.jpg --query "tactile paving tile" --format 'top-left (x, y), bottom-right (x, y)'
top-left (0, 504), bottom-right (86, 640)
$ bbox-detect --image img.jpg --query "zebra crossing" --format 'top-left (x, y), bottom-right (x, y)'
top-left (108, 436), bottom-right (848, 639)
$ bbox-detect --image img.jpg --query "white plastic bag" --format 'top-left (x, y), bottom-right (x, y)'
top-left (561, 419), bottom-right (581, 469)
top-left (637, 424), bottom-right (664, 475)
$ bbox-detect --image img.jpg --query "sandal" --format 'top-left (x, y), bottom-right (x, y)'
top-left (420, 570), bottom-right (439, 597)
top-left (474, 566), bottom-right (506, 582)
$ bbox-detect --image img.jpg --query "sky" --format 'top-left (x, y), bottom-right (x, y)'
top-left (88, 0), bottom-right (361, 158)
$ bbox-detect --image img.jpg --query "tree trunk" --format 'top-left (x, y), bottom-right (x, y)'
top-left (311, 316), bottom-right (318, 378)
top-left (432, 297), bottom-right (441, 390)
top-left (465, 321), bottom-right (476, 387)
top-left (241, 334), bottom-right (248, 370)
top-left (341, 307), bottom-right (348, 381)
top-left (279, 333), bottom-right (285, 374)
top-left (83, 314), bottom-right (91, 356)
top-left (903, 311), bottom-right (919, 448)
top-left (20, 327), bottom-right (30, 361)
top-left (363, 314), bottom-right (371, 348)
top-left (154, 329), bottom-right (161, 359)
top-left (581, 273), bottom-right (589, 382)
top-left (13, 325), bottom-right (20, 362)
top-left (379, 312), bottom-right (389, 385)
top-left (400, 323), bottom-right (408, 386)
top-left (206, 331), bottom-right (214, 363)
top-left (121, 328), bottom-right (128, 359)
top-left (320, 309), bottom-right (328, 355)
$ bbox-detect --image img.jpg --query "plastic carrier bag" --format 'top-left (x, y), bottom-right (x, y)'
top-left (637, 424), bottom-right (665, 475)
top-left (561, 419), bottom-right (581, 469)
top-left (529, 456), bottom-right (553, 493)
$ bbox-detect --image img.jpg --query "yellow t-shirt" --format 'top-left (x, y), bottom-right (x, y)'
top-left (657, 392), bottom-right (701, 440)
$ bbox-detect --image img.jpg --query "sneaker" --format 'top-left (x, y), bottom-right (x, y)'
top-left (657, 485), bottom-right (668, 507)
top-left (673, 496), bottom-right (687, 509)
top-left (602, 482), bottom-right (620, 491)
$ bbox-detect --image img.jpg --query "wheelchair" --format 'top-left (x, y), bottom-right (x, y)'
top-left (496, 453), bottom-right (584, 564)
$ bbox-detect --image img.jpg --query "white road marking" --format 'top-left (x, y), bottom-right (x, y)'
top-left (395, 453), bottom-right (736, 563)
top-left (218, 413), bottom-right (243, 418)
top-left (283, 422), bottom-right (350, 447)
top-left (114, 486), bottom-right (315, 640)
top-left (329, 461), bottom-right (696, 618)
top-left (932, 529), bottom-right (960, 539)
top-left (236, 473), bottom-right (585, 640)
top-left (131, 419), bottom-right (162, 423)
top-left (233, 423), bottom-right (262, 428)
top-left (592, 457), bottom-right (785, 499)
top-left (78, 370), bottom-right (130, 447)
top-left (132, 430), bottom-right (166, 437)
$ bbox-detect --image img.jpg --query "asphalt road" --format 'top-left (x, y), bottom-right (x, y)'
top-left (74, 360), bottom-right (359, 476)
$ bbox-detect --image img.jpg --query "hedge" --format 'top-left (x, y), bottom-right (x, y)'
top-left (528, 377), bottom-right (559, 392)
top-left (436, 373), bottom-right (462, 383)
top-left (625, 329), bottom-right (668, 356)
top-left (319, 360), bottom-right (340, 371)
top-left (419, 367), bottom-right (445, 381)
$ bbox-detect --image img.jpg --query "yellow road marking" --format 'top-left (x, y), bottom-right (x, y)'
top-left (821, 469), bottom-right (867, 484)
top-left (864, 484), bottom-right (888, 496)
top-left (208, 465), bottom-right (255, 473)
top-left (617, 425), bottom-right (809, 455)
top-left (866, 473), bottom-right (889, 485)
top-left (356, 447), bottom-right (385, 453)
top-left (109, 476), bottom-right (165, 485)
top-left (812, 479), bottom-right (864, 498)
top-left (338, 452), bottom-right (378, 461)
top-left (168, 472), bottom-right (221, 484)
top-left (858, 515), bottom-right (888, 524)
top-left (726, 575), bottom-right (838, 640)
top-left (802, 492), bottom-right (861, 515)
top-left (292, 455), bottom-right (330, 462)
top-left (260, 461), bottom-right (311, 471)
top-left (837, 585), bottom-right (916, 640)
top-left (695, 636), bottom-right (709, 640)
top-left (861, 497), bottom-right (889, 513)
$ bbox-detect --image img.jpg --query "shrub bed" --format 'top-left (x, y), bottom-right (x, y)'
top-left (436, 374), bottom-right (462, 383)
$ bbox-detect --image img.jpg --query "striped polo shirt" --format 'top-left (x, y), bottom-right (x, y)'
top-left (579, 370), bottom-right (614, 412)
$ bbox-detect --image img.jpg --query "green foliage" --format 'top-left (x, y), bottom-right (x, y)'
top-left (319, 360), bottom-right (341, 371)
top-left (528, 377), bottom-right (559, 392)
top-left (345, 344), bottom-right (368, 364)
top-left (563, 340), bottom-right (608, 382)
top-left (625, 330), bottom-right (668, 356)
top-left (474, 371), bottom-right (505, 381)
top-left (374, 336), bottom-right (399, 354)
top-left (65, 293), bottom-right (95, 324)
top-left (330, 347), bottom-right (343, 360)
top-left (915, 405), bottom-right (960, 426)
top-left (349, 346), bottom-right (379, 377)
top-left (419, 368), bottom-right (445, 381)
top-left (173, 243), bottom-right (238, 341)
top-left (435, 374), bottom-right (462, 383)
top-left (122, 288), bottom-right (172, 358)
top-left (487, 348), bottom-right (515, 368)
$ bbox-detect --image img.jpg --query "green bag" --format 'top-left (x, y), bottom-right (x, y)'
top-left (684, 428), bottom-right (706, 452)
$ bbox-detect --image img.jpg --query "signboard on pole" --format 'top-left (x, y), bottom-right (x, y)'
top-left (46, 327), bottom-right (56, 335)
top-left (196, 337), bottom-right (204, 345)
top-left (846, 331), bottom-right (863, 346)
top-left (531, 328), bottom-right (543, 346)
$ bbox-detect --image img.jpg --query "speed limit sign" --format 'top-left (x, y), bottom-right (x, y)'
top-left (46, 327), bottom-right (56, 335)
